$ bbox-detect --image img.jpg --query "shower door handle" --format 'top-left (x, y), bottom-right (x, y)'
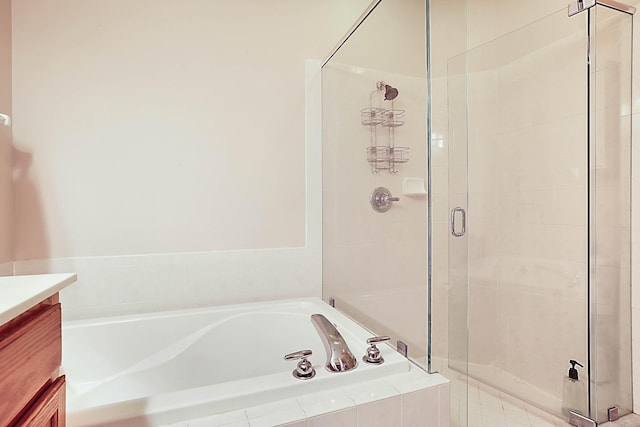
top-left (450, 207), bottom-right (466, 237)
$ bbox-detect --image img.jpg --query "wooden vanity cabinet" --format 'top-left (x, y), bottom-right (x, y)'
top-left (0, 297), bottom-right (65, 427)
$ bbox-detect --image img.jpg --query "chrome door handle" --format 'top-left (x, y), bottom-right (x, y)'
top-left (450, 207), bottom-right (466, 237)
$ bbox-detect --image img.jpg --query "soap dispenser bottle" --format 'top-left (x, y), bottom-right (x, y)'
top-left (562, 359), bottom-right (587, 416)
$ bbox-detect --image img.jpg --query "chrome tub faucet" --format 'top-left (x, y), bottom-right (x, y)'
top-left (310, 314), bottom-right (357, 372)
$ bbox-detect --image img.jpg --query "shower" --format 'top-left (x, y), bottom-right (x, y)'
top-left (321, 0), bottom-right (635, 426)
top-left (377, 81), bottom-right (399, 100)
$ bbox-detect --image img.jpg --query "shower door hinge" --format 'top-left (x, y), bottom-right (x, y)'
top-left (569, 411), bottom-right (597, 427)
top-left (397, 340), bottom-right (408, 357)
top-left (568, 0), bottom-right (596, 16)
top-left (608, 407), bottom-right (619, 422)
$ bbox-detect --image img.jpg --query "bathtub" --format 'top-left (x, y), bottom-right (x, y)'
top-left (62, 297), bottom-right (411, 426)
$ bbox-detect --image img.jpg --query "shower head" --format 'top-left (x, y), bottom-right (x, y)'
top-left (384, 85), bottom-right (398, 101)
top-left (376, 81), bottom-right (398, 101)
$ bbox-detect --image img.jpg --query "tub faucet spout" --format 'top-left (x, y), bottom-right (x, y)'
top-left (310, 314), bottom-right (357, 372)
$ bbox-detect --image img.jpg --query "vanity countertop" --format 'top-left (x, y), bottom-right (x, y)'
top-left (0, 273), bottom-right (77, 327)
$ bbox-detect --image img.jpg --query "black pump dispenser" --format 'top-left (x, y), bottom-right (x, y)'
top-left (568, 359), bottom-right (584, 380)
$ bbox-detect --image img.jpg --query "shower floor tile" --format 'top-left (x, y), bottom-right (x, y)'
top-left (601, 414), bottom-right (640, 426)
top-left (464, 378), bottom-right (570, 427)
top-left (454, 376), bottom-right (639, 427)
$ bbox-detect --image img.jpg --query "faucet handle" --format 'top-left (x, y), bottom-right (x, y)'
top-left (284, 349), bottom-right (316, 380)
top-left (363, 336), bottom-right (390, 364)
top-left (284, 350), bottom-right (312, 360)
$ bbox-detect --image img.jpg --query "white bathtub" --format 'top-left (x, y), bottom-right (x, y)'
top-left (62, 297), bottom-right (410, 426)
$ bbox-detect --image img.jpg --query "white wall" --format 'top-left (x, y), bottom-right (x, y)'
top-left (0, 0), bottom-right (11, 272)
top-left (10, 0), bottom-right (371, 319)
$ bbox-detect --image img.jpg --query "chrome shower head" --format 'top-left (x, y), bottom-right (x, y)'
top-left (377, 81), bottom-right (398, 101)
top-left (384, 84), bottom-right (398, 101)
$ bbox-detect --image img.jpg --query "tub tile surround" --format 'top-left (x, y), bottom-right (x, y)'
top-left (13, 247), bottom-right (321, 321)
top-left (0, 261), bottom-right (11, 276)
top-left (162, 369), bottom-right (449, 427)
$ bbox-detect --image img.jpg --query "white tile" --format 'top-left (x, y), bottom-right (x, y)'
top-left (246, 398), bottom-right (303, 420)
top-left (503, 404), bottom-right (531, 425)
top-left (343, 381), bottom-right (400, 405)
top-left (188, 410), bottom-right (248, 427)
top-left (481, 412), bottom-right (509, 427)
top-left (246, 398), bottom-right (306, 427)
top-left (401, 387), bottom-right (439, 427)
top-left (438, 383), bottom-right (450, 427)
top-left (277, 421), bottom-right (307, 427)
top-left (296, 389), bottom-right (355, 418)
top-left (356, 395), bottom-right (401, 427)
top-left (307, 408), bottom-right (357, 427)
top-left (387, 370), bottom-right (449, 395)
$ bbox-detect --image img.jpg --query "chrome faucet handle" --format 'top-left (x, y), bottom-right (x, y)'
top-left (284, 349), bottom-right (316, 380)
top-left (363, 336), bottom-right (390, 364)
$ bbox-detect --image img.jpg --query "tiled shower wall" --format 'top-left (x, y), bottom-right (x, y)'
top-left (321, 0), bottom-right (429, 365)
top-left (322, 62), bottom-right (428, 362)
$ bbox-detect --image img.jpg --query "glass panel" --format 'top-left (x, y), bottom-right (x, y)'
top-left (446, 51), bottom-right (469, 427)
top-left (450, 8), bottom-right (589, 418)
top-left (321, 0), bottom-right (429, 367)
top-left (590, 5), bottom-right (633, 423)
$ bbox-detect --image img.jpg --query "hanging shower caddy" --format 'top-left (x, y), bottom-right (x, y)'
top-left (361, 81), bottom-right (409, 173)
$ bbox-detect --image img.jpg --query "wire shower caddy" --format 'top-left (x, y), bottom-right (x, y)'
top-left (361, 81), bottom-right (409, 173)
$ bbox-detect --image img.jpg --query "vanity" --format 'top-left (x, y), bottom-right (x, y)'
top-left (0, 273), bottom-right (77, 426)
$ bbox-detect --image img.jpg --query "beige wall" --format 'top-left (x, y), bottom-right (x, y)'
top-left (629, 0), bottom-right (640, 416)
top-left (11, 0), bottom-right (368, 260)
top-left (0, 0), bottom-right (11, 270)
top-left (10, 0), bottom-right (370, 319)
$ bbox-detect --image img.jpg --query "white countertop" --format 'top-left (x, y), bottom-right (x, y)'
top-left (0, 273), bottom-right (77, 327)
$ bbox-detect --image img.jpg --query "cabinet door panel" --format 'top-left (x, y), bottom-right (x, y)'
top-left (14, 375), bottom-right (66, 427)
top-left (0, 304), bottom-right (62, 425)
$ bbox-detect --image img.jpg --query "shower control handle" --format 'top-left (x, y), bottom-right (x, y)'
top-left (370, 187), bottom-right (399, 213)
top-left (284, 349), bottom-right (316, 380)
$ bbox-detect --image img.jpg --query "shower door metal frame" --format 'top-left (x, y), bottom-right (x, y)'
top-left (568, 0), bottom-right (635, 16)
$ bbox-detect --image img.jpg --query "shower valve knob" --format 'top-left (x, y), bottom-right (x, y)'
top-left (370, 187), bottom-right (399, 213)
top-left (363, 336), bottom-right (390, 364)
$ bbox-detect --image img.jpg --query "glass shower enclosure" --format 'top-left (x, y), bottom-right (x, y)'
top-left (322, 0), bottom-right (430, 368)
top-left (322, 0), bottom-right (634, 426)
top-left (447, 1), bottom-right (633, 425)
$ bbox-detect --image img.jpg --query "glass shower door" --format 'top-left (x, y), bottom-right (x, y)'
top-left (448, 8), bottom-right (590, 420)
